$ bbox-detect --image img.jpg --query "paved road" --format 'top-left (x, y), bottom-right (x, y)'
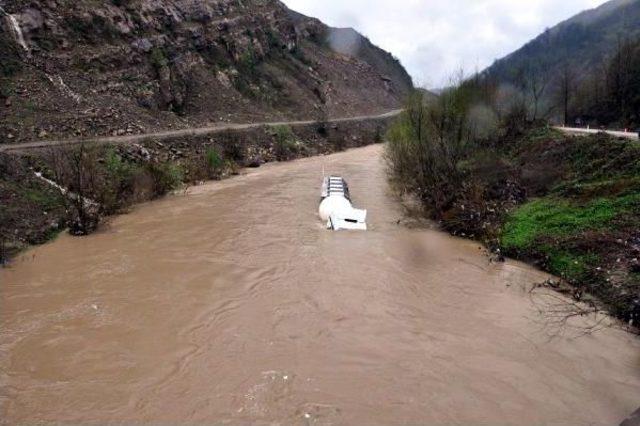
top-left (0, 109), bottom-right (403, 153)
top-left (556, 126), bottom-right (639, 140)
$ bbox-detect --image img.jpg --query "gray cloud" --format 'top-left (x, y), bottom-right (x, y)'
top-left (282, 0), bottom-right (606, 88)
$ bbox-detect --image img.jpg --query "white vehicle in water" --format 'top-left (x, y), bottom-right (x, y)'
top-left (319, 176), bottom-right (367, 231)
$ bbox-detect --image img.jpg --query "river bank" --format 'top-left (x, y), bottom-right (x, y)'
top-left (1, 114), bottom-right (391, 263)
top-left (2, 144), bottom-right (639, 424)
top-left (433, 125), bottom-right (640, 327)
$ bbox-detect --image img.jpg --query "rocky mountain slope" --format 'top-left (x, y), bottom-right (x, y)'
top-left (0, 0), bottom-right (412, 143)
top-left (484, 0), bottom-right (640, 85)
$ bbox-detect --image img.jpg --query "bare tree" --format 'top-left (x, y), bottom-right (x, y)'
top-left (47, 144), bottom-right (100, 235)
top-left (68, 144), bottom-right (100, 234)
top-left (386, 88), bottom-right (472, 216)
top-left (608, 36), bottom-right (636, 124)
top-left (556, 62), bottom-right (576, 125)
top-left (0, 236), bottom-right (5, 266)
top-left (610, 36), bottom-right (626, 114)
top-left (528, 281), bottom-right (611, 339)
top-left (591, 61), bottom-right (607, 108)
top-left (519, 64), bottom-right (549, 121)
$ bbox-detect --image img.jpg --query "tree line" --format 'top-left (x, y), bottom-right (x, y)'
top-left (488, 36), bottom-right (640, 129)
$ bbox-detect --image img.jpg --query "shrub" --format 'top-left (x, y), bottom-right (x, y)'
top-left (0, 34), bottom-right (22, 77)
top-left (237, 46), bottom-right (258, 77)
top-left (219, 133), bottom-right (245, 163)
top-left (44, 144), bottom-right (102, 235)
top-left (374, 126), bottom-right (384, 143)
top-left (146, 162), bottom-right (184, 196)
top-left (22, 186), bottom-right (63, 211)
top-left (385, 89), bottom-right (475, 215)
top-left (0, 235), bottom-right (7, 266)
top-left (67, 14), bottom-right (119, 41)
top-left (316, 122), bottom-right (328, 137)
top-left (273, 125), bottom-right (298, 160)
top-left (206, 148), bottom-right (224, 172)
top-left (328, 131), bottom-right (347, 152)
top-left (100, 149), bottom-right (140, 213)
top-left (150, 48), bottom-right (168, 71)
top-left (182, 148), bottom-right (228, 181)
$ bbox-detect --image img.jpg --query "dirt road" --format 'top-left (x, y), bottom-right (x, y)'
top-left (0, 109), bottom-right (403, 153)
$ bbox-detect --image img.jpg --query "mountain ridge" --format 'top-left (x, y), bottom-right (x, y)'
top-left (484, 0), bottom-right (640, 84)
top-left (0, 0), bottom-right (412, 143)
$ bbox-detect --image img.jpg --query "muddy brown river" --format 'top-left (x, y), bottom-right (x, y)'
top-left (1, 144), bottom-right (639, 424)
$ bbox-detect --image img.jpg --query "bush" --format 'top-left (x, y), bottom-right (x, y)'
top-left (385, 90), bottom-right (475, 215)
top-left (100, 149), bottom-right (140, 213)
top-left (374, 126), bottom-right (384, 143)
top-left (0, 235), bottom-right (7, 266)
top-left (222, 134), bottom-right (246, 162)
top-left (237, 46), bottom-right (258, 77)
top-left (146, 162), bottom-right (184, 196)
top-left (206, 148), bottom-right (224, 172)
top-left (46, 143), bottom-right (102, 236)
top-left (328, 131), bottom-right (347, 152)
top-left (150, 48), bottom-right (168, 71)
top-left (67, 14), bottom-right (120, 41)
top-left (273, 125), bottom-right (298, 160)
top-left (180, 148), bottom-right (227, 181)
top-left (0, 33), bottom-right (22, 77)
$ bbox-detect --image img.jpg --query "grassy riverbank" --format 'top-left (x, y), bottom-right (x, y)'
top-left (452, 127), bottom-right (638, 322)
top-left (497, 128), bottom-right (638, 321)
top-left (386, 90), bottom-right (640, 325)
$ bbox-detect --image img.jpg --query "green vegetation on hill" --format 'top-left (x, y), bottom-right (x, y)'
top-left (488, 0), bottom-right (640, 82)
top-left (487, 0), bottom-right (640, 84)
top-left (577, 38), bottom-right (640, 128)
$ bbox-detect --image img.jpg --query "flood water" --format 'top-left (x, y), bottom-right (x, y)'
top-left (1, 144), bottom-right (639, 424)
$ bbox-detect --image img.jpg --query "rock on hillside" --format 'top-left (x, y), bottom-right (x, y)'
top-left (0, 0), bottom-right (412, 142)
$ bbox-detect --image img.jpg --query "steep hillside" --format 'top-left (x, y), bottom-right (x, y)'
top-left (0, 0), bottom-right (412, 143)
top-left (485, 0), bottom-right (640, 85)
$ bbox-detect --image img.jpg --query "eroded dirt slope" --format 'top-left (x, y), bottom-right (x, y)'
top-left (0, 0), bottom-right (412, 143)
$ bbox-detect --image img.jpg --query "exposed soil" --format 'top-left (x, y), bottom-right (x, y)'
top-left (0, 0), bottom-right (412, 144)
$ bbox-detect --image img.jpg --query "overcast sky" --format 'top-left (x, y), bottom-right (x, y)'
top-left (282, 0), bottom-right (608, 88)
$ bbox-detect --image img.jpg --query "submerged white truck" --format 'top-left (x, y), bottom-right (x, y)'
top-left (318, 176), bottom-right (367, 231)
